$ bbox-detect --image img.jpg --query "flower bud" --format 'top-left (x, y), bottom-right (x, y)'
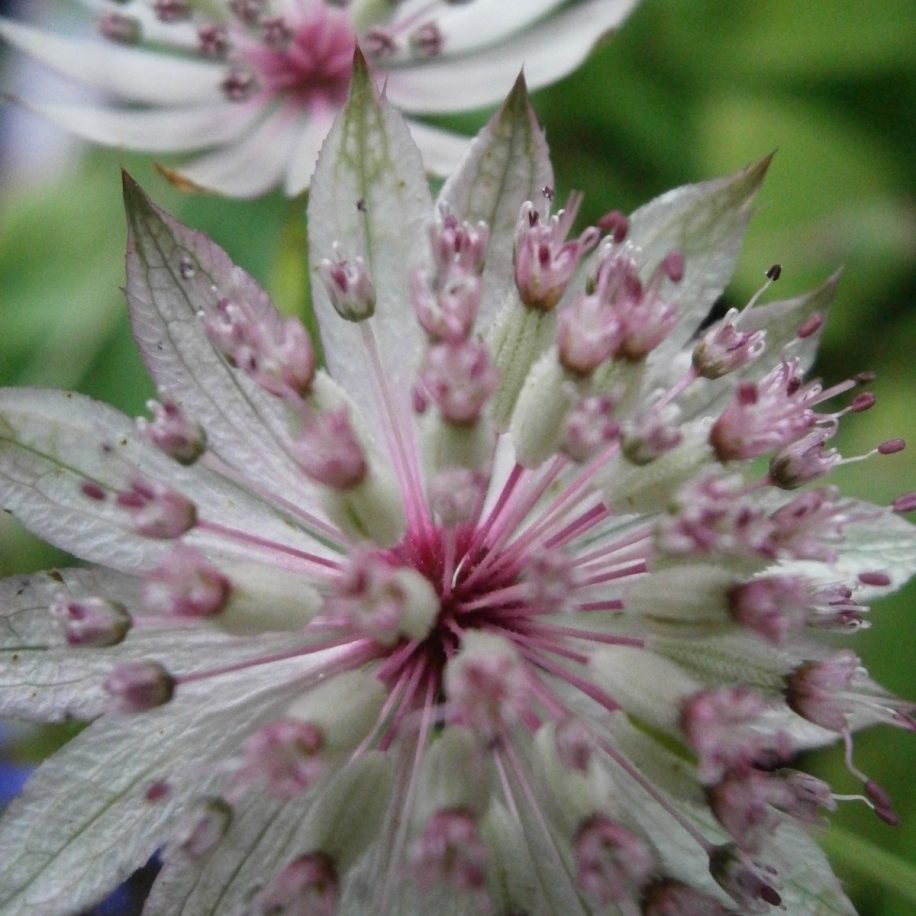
top-left (574, 815), bottom-right (654, 904)
top-left (253, 852), bottom-right (338, 916)
top-left (170, 797), bottom-right (233, 859)
top-left (445, 632), bottom-right (530, 740)
top-left (50, 596), bottom-right (131, 647)
top-left (318, 244), bottom-right (376, 321)
top-left (693, 309), bottom-right (766, 379)
top-left (138, 400), bottom-right (207, 465)
top-left (105, 661), bottom-right (175, 712)
top-left (142, 547), bottom-right (230, 618)
top-left (116, 478), bottom-right (196, 539)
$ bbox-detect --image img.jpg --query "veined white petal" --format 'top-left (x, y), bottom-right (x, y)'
top-left (774, 825), bottom-right (856, 915)
top-left (122, 177), bottom-right (332, 524)
top-left (11, 97), bottom-right (264, 153)
top-left (437, 77), bottom-right (553, 330)
top-left (626, 157), bottom-right (770, 355)
top-left (0, 656), bottom-right (318, 916)
top-left (0, 389), bottom-right (328, 573)
top-left (777, 504), bottom-right (916, 597)
top-left (0, 17), bottom-right (225, 105)
top-left (308, 55), bottom-right (432, 419)
top-left (162, 105), bottom-right (303, 198)
top-left (144, 791), bottom-right (303, 916)
top-left (0, 565), bottom-right (311, 722)
top-left (384, 0), bottom-right (639, 114)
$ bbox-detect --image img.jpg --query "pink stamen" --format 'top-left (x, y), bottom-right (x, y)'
top-left (195, 519), bottom-right (341, 573)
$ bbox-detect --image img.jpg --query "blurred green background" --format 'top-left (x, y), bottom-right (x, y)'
top-left (1, 0), bottom-right (914, 912)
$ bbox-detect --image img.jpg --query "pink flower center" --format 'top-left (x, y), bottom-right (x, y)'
top-left (362, 519), bottom-right (569, 710)
top-left (244, 5), bottom-right (355, 106)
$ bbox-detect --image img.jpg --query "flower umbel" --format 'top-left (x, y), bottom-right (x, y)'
top-left (0, 0), bottom-right (640, 196)
top-left (0, 72), bottom-right (914, 915)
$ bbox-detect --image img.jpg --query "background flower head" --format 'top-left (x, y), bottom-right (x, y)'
top-left (0, 0), bottom-right (639, 196)
top-left (0, 65), bottom-right (913, 914)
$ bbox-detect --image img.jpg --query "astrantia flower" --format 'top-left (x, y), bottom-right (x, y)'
top-left (1, 67), bottom-right (914, 915)
top-left (0, 0), bottom-right (638, 197)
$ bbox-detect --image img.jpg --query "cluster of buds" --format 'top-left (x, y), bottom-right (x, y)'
top-left (694, 306), bottom-right (768, 379)
top-left (294, 405), bottom-right (367, 491)
top-left (412, 209), bottom-right (488, 347)
top-left (416, 339), bottom-right (499, 426)
top-left (507, 206), bottom-right (684, 468)
top-left (202, 295), bottom-right (315, 398)
top-left (410, 808), bottom-right (489, 896)
top-left (728, 575), bottom-right (871, 643)
top-left (658, 473), bottom-right (868, 566)
top-left (413, 231), bottom-right (488, 351)
top-left (141, 546), bottom-right (231, 619)
top-left (681, 686), bottom-right (793, 783)
top-left (591, 247), bottom-right (683, 361)
top-left (710, 359), bottom-right (818, 462)
top-left (514, 190), bottom-right (599, 310)
top-left (412, 211), bottom-right (499, 481)
top-left (444, 633), bottom-right (532, 740)
top-left (708, 768), bottom-right (836, 849)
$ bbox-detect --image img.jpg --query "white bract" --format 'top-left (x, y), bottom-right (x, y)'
top-left (0, 67), bottom-right (914, 915)
top-left (0, 0), bottom-right (639, 197)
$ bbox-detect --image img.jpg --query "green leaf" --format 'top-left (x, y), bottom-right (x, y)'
top-left (819, 825), bottom-right (916, 910)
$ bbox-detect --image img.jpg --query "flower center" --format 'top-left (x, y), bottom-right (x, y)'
top-left (243, 5), bottom-right (355, 105)
top-left (365, 520), bottom-right (559, 702)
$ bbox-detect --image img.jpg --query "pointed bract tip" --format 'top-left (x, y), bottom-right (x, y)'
top-left (352, 44), bottom-right (370, 77)
top-left (746, 151), bottom-right (775, 185)
top-left (122, 168), bottom-right (153, 216)
top-left (348, 45), bottom-right (375, 102)
top-left (504, 69), bottom-right (531, 107)
top-left (491, 69), bottom-right (541, 136)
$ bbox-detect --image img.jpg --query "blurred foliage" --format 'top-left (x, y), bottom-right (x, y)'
top-left (0, 0), bottom-right (914, 912)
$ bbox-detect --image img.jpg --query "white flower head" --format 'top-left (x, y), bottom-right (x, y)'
top-left (0, 0), bottom-right (640, 197)
top-left (0, 71), bottom-right (914, 915)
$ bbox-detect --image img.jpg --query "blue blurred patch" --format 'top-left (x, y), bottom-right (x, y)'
top-left (0, 760), bottom-right (30, 807)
